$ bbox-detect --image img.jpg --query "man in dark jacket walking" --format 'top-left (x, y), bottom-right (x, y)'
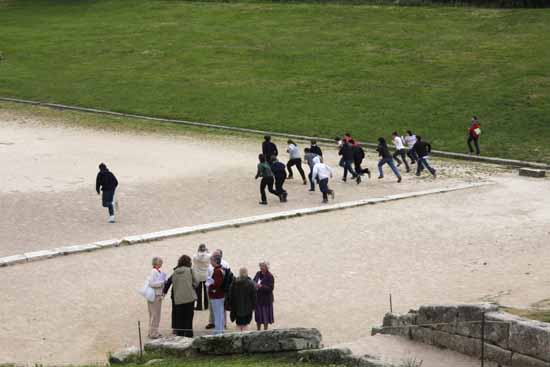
top-left (96, 163), bottom-right (119, 223)
top-left (338, 142), bottom-right (359, 183)
top-left (413, 136), bottom-right (436, 178)
top-left (270, 157), bottom-right (288, 202)
top-left (262, 136), bottom-right (278, 162)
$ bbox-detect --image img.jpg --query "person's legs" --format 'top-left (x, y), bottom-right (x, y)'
top-left (102, 190), bottom-right (115, 219)
top-left (467, 136), bottom-right (474, 153)
top-left (377, 159), bottom-right (386, 178)
top-left (211, 298), bottom-right (225, 335)
top-left (308, 170), bottom-right (315, 191)
top-left (286, 160), bottom-right (294, 178)
top-left (266, 177), bottom-right (279, 198)
top-left (392, 150), bottom-right (402, 165)
top-left (183, 302), bottom-right (194, 338)
top-left (400, 150), bottom-right (410, 172)
top-left (195, 283), bottom-right (203, 310)
top-left (421, 158), bottom-right (436, 176)
top-left (416, 157), bottom-right (426, 176)
top-left (259, 178), bottom-right (268, 203)
top-left (387, 159), bottom-right (401, 180)
top-left (319, 178), bottom-right (328, 202)
top-left (148, 297), bottom-right (162, 338)
top-left (207, 297), bottom-right (214, 327)
top-left (263, 324), bottom-right (268, 330)
top-left (256, 323), bottom-right (261, 331)
top-left (295, 160), bottom-right (306, 182)
top-left (474, 137), bottom-right (480, 155)
top-left (203, 283), bottom-right (209, 310)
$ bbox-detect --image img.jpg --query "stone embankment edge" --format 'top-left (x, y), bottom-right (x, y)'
top-left (1, 97), bottom-right (549, 170)
top-left (0, 181), bottom-right (492, 268)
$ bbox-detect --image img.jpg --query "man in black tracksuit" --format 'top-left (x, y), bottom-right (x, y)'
top-left (338, 142), bottom-right (359, 183)
top-left (96, 163), bottom-right (119, 223)
top-left (413, 136), bottom-right (436, 178)
top-left (262, 136), bottom-right (278, 162)
top-left (352, 144), bottom-right (371, 181)
top-left (270, 157), bottom-right (288, 202)
top-left (310, 140), bottom-right (323, 158)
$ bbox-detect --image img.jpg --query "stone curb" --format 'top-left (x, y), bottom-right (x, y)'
top-left (0, 181), bottom-right (493, 268)
top-left (1, 97), bottom-right (549, 170)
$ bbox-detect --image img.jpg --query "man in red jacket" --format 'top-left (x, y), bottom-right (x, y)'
top-left (467, 116), bottom-right (481, 155)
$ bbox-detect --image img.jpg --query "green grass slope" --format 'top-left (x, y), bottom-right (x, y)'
top-left (1, 0), bottom-right (549, 161)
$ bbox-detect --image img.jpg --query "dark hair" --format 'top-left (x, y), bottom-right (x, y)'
top-left (416, 135), bottom-right (422, 141)
top-left (99, 163), bottom-right (107, 170)
top-left (472, 115), bottom-right (478, 121)
top-left (258, 154), bottom-right (265, 163)
top-left (392, 131), bottom-right (398, 136)
top-left (304, 147), bottom-right (311, 153)
top-left (378, 137), bottom-right (387, 145)
top-left (334, 136), bottom-right (341, 142)
top-left (177, 254), bottom-right (192, 268)
top-left (407, 130), bottom-right (413, 136)
top-left (345, 133), bottom-right (351, 137)
top-left (287, 139), bottom-right (295, 145)
top-left (264, 135), bottom-right (271, 141)
top-left (310, 140), bottom-right (317, 145)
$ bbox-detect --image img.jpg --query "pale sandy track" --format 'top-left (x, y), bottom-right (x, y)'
top-left (1, 108), bottom-right (549, 367)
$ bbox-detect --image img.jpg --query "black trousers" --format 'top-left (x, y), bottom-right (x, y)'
top-left (467, 136), bottom-right (480, 154)
top-left (195, 281), bottom-right (208, 310)
top-left (287, 158), bottom-right (306, 180)
top-left (102, 190), bottom-right (115, 216)
top-left (172, 301), bottom-right (194, 337)
top-left (275, 177), bottom-right (287, 198)
top-left (392, 149), bottom-right (410, 171)
top-left (354, 159), bottom-right (370, 175)
top-left (260, 177), bottom-right (279, 203)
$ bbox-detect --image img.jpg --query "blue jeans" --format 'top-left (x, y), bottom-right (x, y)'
top-left (378, 158), bottom-right (401, 178)
top-left (342, 160), bottom-right (357, 179)
top-left (211, 298), bottom-right (225, 335)
top-left (416, 156), bottom-right (436, 176)
top-left (308, 170), bottom-right (315, 191)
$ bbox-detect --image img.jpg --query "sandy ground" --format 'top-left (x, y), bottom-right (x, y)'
top-left (0, 109), bottom-right (498, 257)
top-left (1, 108), bottom-right (549, 367)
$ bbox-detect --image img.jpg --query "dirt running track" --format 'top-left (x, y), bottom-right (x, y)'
top-left (1, 108), bottom-right (549, 366)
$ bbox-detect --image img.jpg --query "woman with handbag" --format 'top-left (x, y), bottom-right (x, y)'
top-left (146, 257), bottom-right (166, 339)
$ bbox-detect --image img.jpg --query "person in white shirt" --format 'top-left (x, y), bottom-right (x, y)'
top-left (286, 140), bottom-right (307, 184)
top-left (192, 244), bottom-right (211, 311)
top-left (403, 130), bottom-right (418, 164)
top-left (147, 257), bottom-right (167, 339)
top-left (392, 131), bottom-right (410, 173)
top-left (311, 156), bottom-right (335, 204)
top-left (205, 249), bottom-right (231, 329)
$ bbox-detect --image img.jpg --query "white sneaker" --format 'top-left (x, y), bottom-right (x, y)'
top-left (108, 215), bottom-right (115, 223)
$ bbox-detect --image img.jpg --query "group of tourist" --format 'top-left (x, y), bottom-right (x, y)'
top-left (140, 245), bottom-right (275, 338)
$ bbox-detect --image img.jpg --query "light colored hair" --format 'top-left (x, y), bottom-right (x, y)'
top-left (152, 257), bottom-right (163, 267)
top-left (259, 260), bottom-right (270, 270)
top-left (239, 267), bottom-right (248, 278)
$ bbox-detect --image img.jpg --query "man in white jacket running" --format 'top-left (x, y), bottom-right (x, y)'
top-left (311, 156), bottom-right (335, 204)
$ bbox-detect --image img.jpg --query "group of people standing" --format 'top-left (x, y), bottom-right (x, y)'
top-left (141, 245), bottom-right (275, 338)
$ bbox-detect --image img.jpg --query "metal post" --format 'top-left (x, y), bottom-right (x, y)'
top-left (390, 293), bottom-right (393, 313)
top-left (480, 313), bottom-right (485, 367)
top-left (138, 321), bottom-right (143, 360)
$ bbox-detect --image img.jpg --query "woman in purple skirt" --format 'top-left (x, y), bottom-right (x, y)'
top-left (253, 261), bottom-right (275, 331)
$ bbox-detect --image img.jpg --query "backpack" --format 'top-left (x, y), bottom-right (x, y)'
top-left (221, 267), bottom-right (234, 292)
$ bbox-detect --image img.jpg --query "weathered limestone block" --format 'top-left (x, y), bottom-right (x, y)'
top-left (484, 311), bottom-right (521, 349)
top-left (511, 352), bottom-right (550, 367)
top-left (409, 327), bottom-right (435, 345)
top-left (144, 336), bottom-right (194, 356)
top-left (340, 354), bottom-right (396, 367)
top-left (485, 343), bottom-right (513, 366)
top-left (298, 347), bottom-right (352, 364)
top-left (380, 312), bottom-right (417, 337)
top-left (509, 319), bottom-right (550, 362)
top-left (242, 328), bottom-right (321, 353)
top-left (452, 308), bottom-right (508, 347)
top-left (519, 168), bottom-right (546, 178)
top-left (192, 328), bottom-right (321, 355)
top-left (109, 346), bottom-right (140, 364)
top-left (417, 304), bottom-right (458, 326)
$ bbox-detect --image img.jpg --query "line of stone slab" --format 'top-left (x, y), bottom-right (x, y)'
top-left (0, 181), bottom-right (492, 268)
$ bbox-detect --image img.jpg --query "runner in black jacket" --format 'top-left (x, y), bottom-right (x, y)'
top-left (96, 163), bottom-right (119, 223)
top-left (413, 136), bottom-right (436, 178)
top-left (262, 136), bottom-right (278, 162)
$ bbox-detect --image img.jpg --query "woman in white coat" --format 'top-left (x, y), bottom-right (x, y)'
top-left (192, 244), bottom-right (211, 310)
top-left (147, 257), bottom-right (166, 338)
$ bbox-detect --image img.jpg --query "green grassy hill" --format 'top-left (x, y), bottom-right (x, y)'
top-left (1, 0), bottom-right (549, 161)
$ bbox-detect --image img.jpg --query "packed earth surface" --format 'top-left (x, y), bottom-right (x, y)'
top-left (1, 106), bottom-right (549, 367)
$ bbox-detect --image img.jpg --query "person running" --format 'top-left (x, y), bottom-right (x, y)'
top-left (392, 132), bottom-right (410, 173)
top-left (286, 140), bottom-right (307, 184)
top-left (255, 154), bottom-right (280, 205)
top-left (96, 163), bottom-right (118, 223)
top-left (467, 116), bottom-right (481, 155)
top-left (311, 156), bottom-right (335, 204)
top-left (377, 138), bottom-right (402, 183)
top-left (310, 140), bottom-right (323, 157)
top-left (403, 130), bottom-right (418, 164)
top-left (413, 136), bottom-right (437, 178)
top-left (303, 147), bottom-right (319, 192)
top-left (338, 141), bottom-right (359, 183)
top-left (262, 136), bottom-right (278, 161)
top-left (271, 157), bottom-right (288, 202)
top-left (352, 143), bottom-right (371, 182)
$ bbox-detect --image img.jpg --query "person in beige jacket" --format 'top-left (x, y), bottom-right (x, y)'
top-left (164, 255), bottom-right (198, 337)
top-left (147, 257), bottom-right (166, 339)
top-left (192, 244), bottom-right (210, 311)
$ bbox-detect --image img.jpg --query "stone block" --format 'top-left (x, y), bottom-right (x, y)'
top-left (24, 249), bottom-right (60, 262)
top-left (0, 254), bottom-right (27, 267)
top-left (243, 328), bottom-right (321, 353)
top-left (298, 347), bottom-right (352, 364)
top-left (417, 304), bottom-right (458, 326)
top-left (109, 346), bottom-right (140, 364)
top-left (145, 336), bottom-right (194, 356)
top-left (485, 343), bottom-right (512, 366)
top-left (511, 352), bottom-right (550, 367)
top-left (519, 168), bottom-right (546, 178)
top-left (192, 333), bottom-right (243, 354)
top-left (409, 327), bottom-right (435, 345)
top-left (57, 244), bottom-right (100, 255)
top-left (509, 318), bottom-right (550, 362)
